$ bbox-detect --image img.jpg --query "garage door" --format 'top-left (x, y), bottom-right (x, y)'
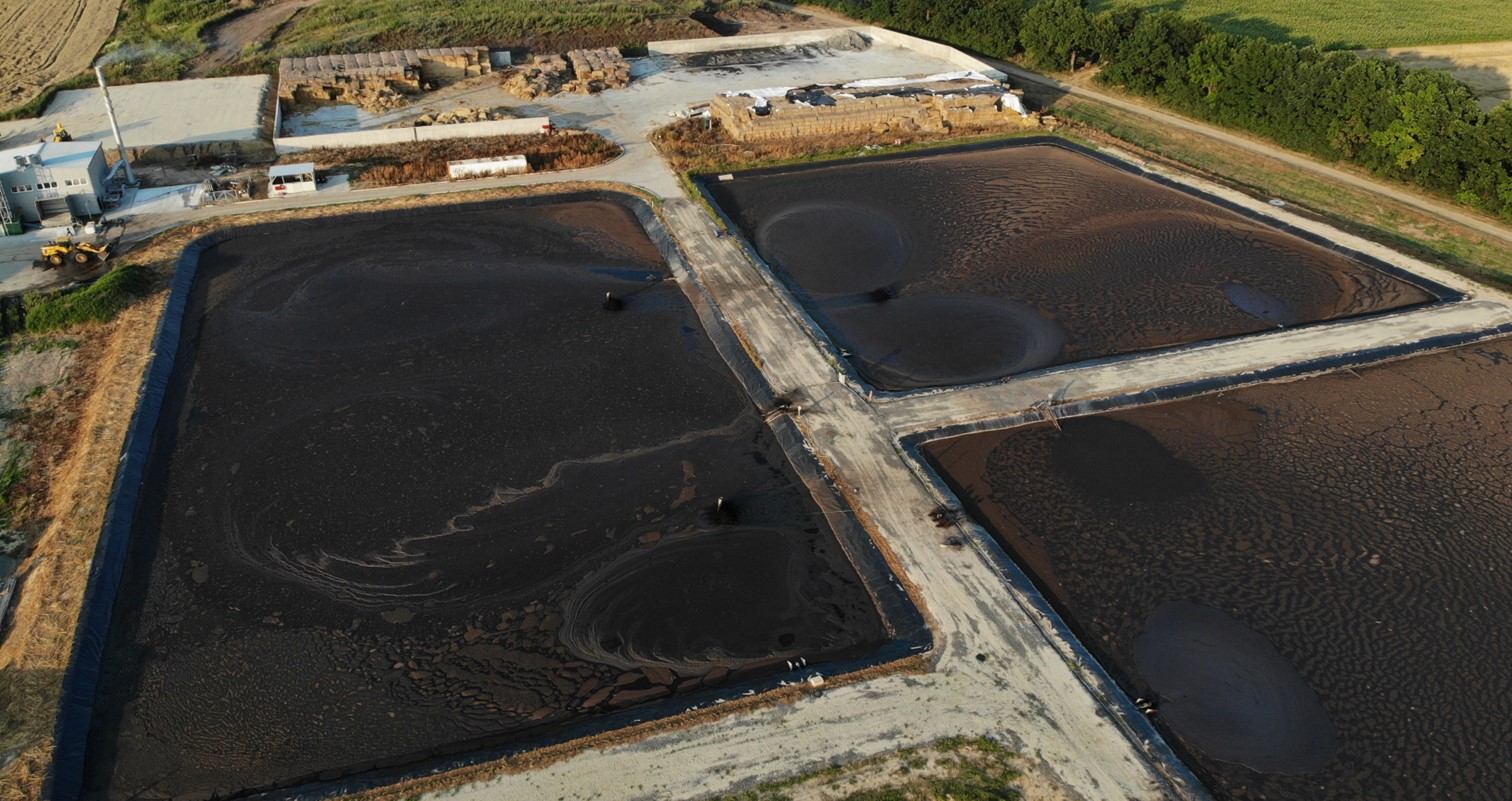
top-left (36, 197), bottom-right (71, 224)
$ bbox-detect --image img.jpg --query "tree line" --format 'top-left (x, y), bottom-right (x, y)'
top-left (806, 0), bottom-right (1512, 220)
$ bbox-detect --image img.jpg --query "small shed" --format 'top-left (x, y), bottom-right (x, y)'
top-left (269, 162), bottom-right (318, 196)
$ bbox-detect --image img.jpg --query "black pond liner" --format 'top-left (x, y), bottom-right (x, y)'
top-left (695, 136), bottom-right (1466, 400)
top-left (45, 190), bottom-right (929, 801)
top-left (895, 320), bottom-right (1512, 801)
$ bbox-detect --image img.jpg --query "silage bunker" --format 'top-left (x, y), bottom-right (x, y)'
top-left (702, 139), bottom-right (1444, 392)
top-left (70, 195), bottom-right (914, 800)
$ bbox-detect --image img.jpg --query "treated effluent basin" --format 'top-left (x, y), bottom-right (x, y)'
top-left (83, 199), bottom-right (886, 799)
top-left (705, 142), bottom-right (1435, 390)
top-left (924, 340), bottom-right (1512, 801)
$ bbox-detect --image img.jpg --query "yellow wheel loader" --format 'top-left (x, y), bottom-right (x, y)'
top-left (72, 240), bottom-right (111, 264)
top-left (39, 236), bottom-right (112, 268)
top-left (40, 237), bottom-right (74, 267)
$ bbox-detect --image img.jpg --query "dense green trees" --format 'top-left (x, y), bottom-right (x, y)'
top-left (1019, 0), bottom-right (1098, 72)
top-left (801, 0), bottom-right (1512, 220)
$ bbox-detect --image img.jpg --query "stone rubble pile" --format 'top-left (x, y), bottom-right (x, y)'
top-left (499, 48), bottom-right (632, 99)
top-left (401, 107), bottom-right (513, 127)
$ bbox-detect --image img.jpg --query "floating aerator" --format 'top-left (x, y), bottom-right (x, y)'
top-left (602, 291), bottom-right (624, 311)
top-left (711, 496), bottom-right (738, 524)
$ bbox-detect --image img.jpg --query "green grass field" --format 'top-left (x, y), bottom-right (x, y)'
top-left (1087, 0), bottom-right (1512, 49)
top-left (23, 264), bottom-right (149, 335)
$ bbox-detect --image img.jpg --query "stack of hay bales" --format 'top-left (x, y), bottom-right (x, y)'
top-left (401, 107), bottom-right (514, 127)
top-left (711, 79), bottom-right (1039, 142)
top-left (564, 48), bottom-right (631, 93)
top-left (278, 47), bottom-right (491, 111)
top-left (499, 55), bottom-right (572, 99)
top-left (500, 48), bottom-right (631, 99)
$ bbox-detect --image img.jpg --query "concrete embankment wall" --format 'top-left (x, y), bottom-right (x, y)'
top-left (273, 117), bottom-right (551, 154)
top-left (647, 26), bottom-right (1006, 81)
top-left (648, 27), bottom-right (863, 54)
top-left (857, 26), bottom-right (1006, 79)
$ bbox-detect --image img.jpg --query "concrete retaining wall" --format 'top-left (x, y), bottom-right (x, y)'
top-left (647, 26), bottom-right (1006, 81)
top-left (273, 117), bottom-right (550, 153)
top-left (648, 28), bottom-right (857, 54)
top-left (860, 27), bottom-right (1006, 79)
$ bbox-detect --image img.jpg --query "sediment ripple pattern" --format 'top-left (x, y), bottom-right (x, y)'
top-left (924, 341), bottom-right (1512, 801)
top-left (83, 201), bottom-right (886, 799)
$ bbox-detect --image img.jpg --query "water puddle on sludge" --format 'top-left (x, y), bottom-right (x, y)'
top-left (82, 200), bottom-right (889, 799)
top-left (705, 142), bottom-right (1436, 391)
top-left (923, 339), bottom-right (1512, 801)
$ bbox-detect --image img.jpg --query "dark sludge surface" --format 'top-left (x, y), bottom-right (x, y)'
top-left (84, 200), bottom-right (886, 800)
top-left (705, 143), bottom-right (1435, 391)
top-left (923, 340), bottom-right (1512, 801)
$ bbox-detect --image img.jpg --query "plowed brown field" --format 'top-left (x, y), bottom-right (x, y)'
top-left (0, 0), bottom-right (120, 113)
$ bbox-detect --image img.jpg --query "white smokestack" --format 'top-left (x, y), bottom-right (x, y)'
top-left (95, 66), bottom-right (137, 186)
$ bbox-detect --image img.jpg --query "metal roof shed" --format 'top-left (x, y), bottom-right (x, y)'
top-left (269, 162), bottom-right (317, 196)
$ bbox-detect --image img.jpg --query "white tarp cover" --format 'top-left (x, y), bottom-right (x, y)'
top-left (268, 162), bottom-right (316, 179)
top-left (841, 70), bottom-right (992, 88)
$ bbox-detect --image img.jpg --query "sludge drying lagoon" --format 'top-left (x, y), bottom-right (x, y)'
top-left (703, 140), bottom-right (1440, 391)
top-left (78, 197), bottom-right (909, 799)
top-left (923, 339), bottom-right (1512, 801)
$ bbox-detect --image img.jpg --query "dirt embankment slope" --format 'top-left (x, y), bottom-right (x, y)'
top-left (186, 0), bottom-right (324, 78)
top-left (0, 0), bottom-right (121, 113)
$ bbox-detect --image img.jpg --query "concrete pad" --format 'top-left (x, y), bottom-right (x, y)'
top-left (0, 76), bottom-right (270, 150)
top-left (116, 184), bottom-right (205, 217)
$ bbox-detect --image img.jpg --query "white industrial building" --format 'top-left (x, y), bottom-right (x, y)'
top-left (0, 140), bottom-right (111, 225)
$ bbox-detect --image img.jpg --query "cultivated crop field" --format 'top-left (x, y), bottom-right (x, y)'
top-left (1088, 0), bottom-right (1512, 49)
top-left (1357, 42), bottom-right (1512, 112)
top-left (0, 0), bottom-right (121, 115)
top-left (271, 0), bottom-right (714, 57)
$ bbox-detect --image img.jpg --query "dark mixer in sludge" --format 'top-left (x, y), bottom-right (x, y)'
top-left (83, 200), bottom-right (888, 799)
top-left (705, 142), bottom-right (1437, 390)
top-left (924, 340), bottom-right (1512, 801)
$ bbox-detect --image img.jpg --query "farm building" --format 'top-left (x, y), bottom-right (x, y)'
top-left (0, 140), bottom-right (110, 224)
top-left (711, 72), bottom-right (1036, 141)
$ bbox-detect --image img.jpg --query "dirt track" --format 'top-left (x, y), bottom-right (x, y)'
top-left (1356, 41), bottom-right (1512, 112)
top-left (994, 61), bottom-right (1512, 248)
top-left (0, 0), bottom-right (120, 112)
top-left (186, 0), bottom-right (324, 78)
